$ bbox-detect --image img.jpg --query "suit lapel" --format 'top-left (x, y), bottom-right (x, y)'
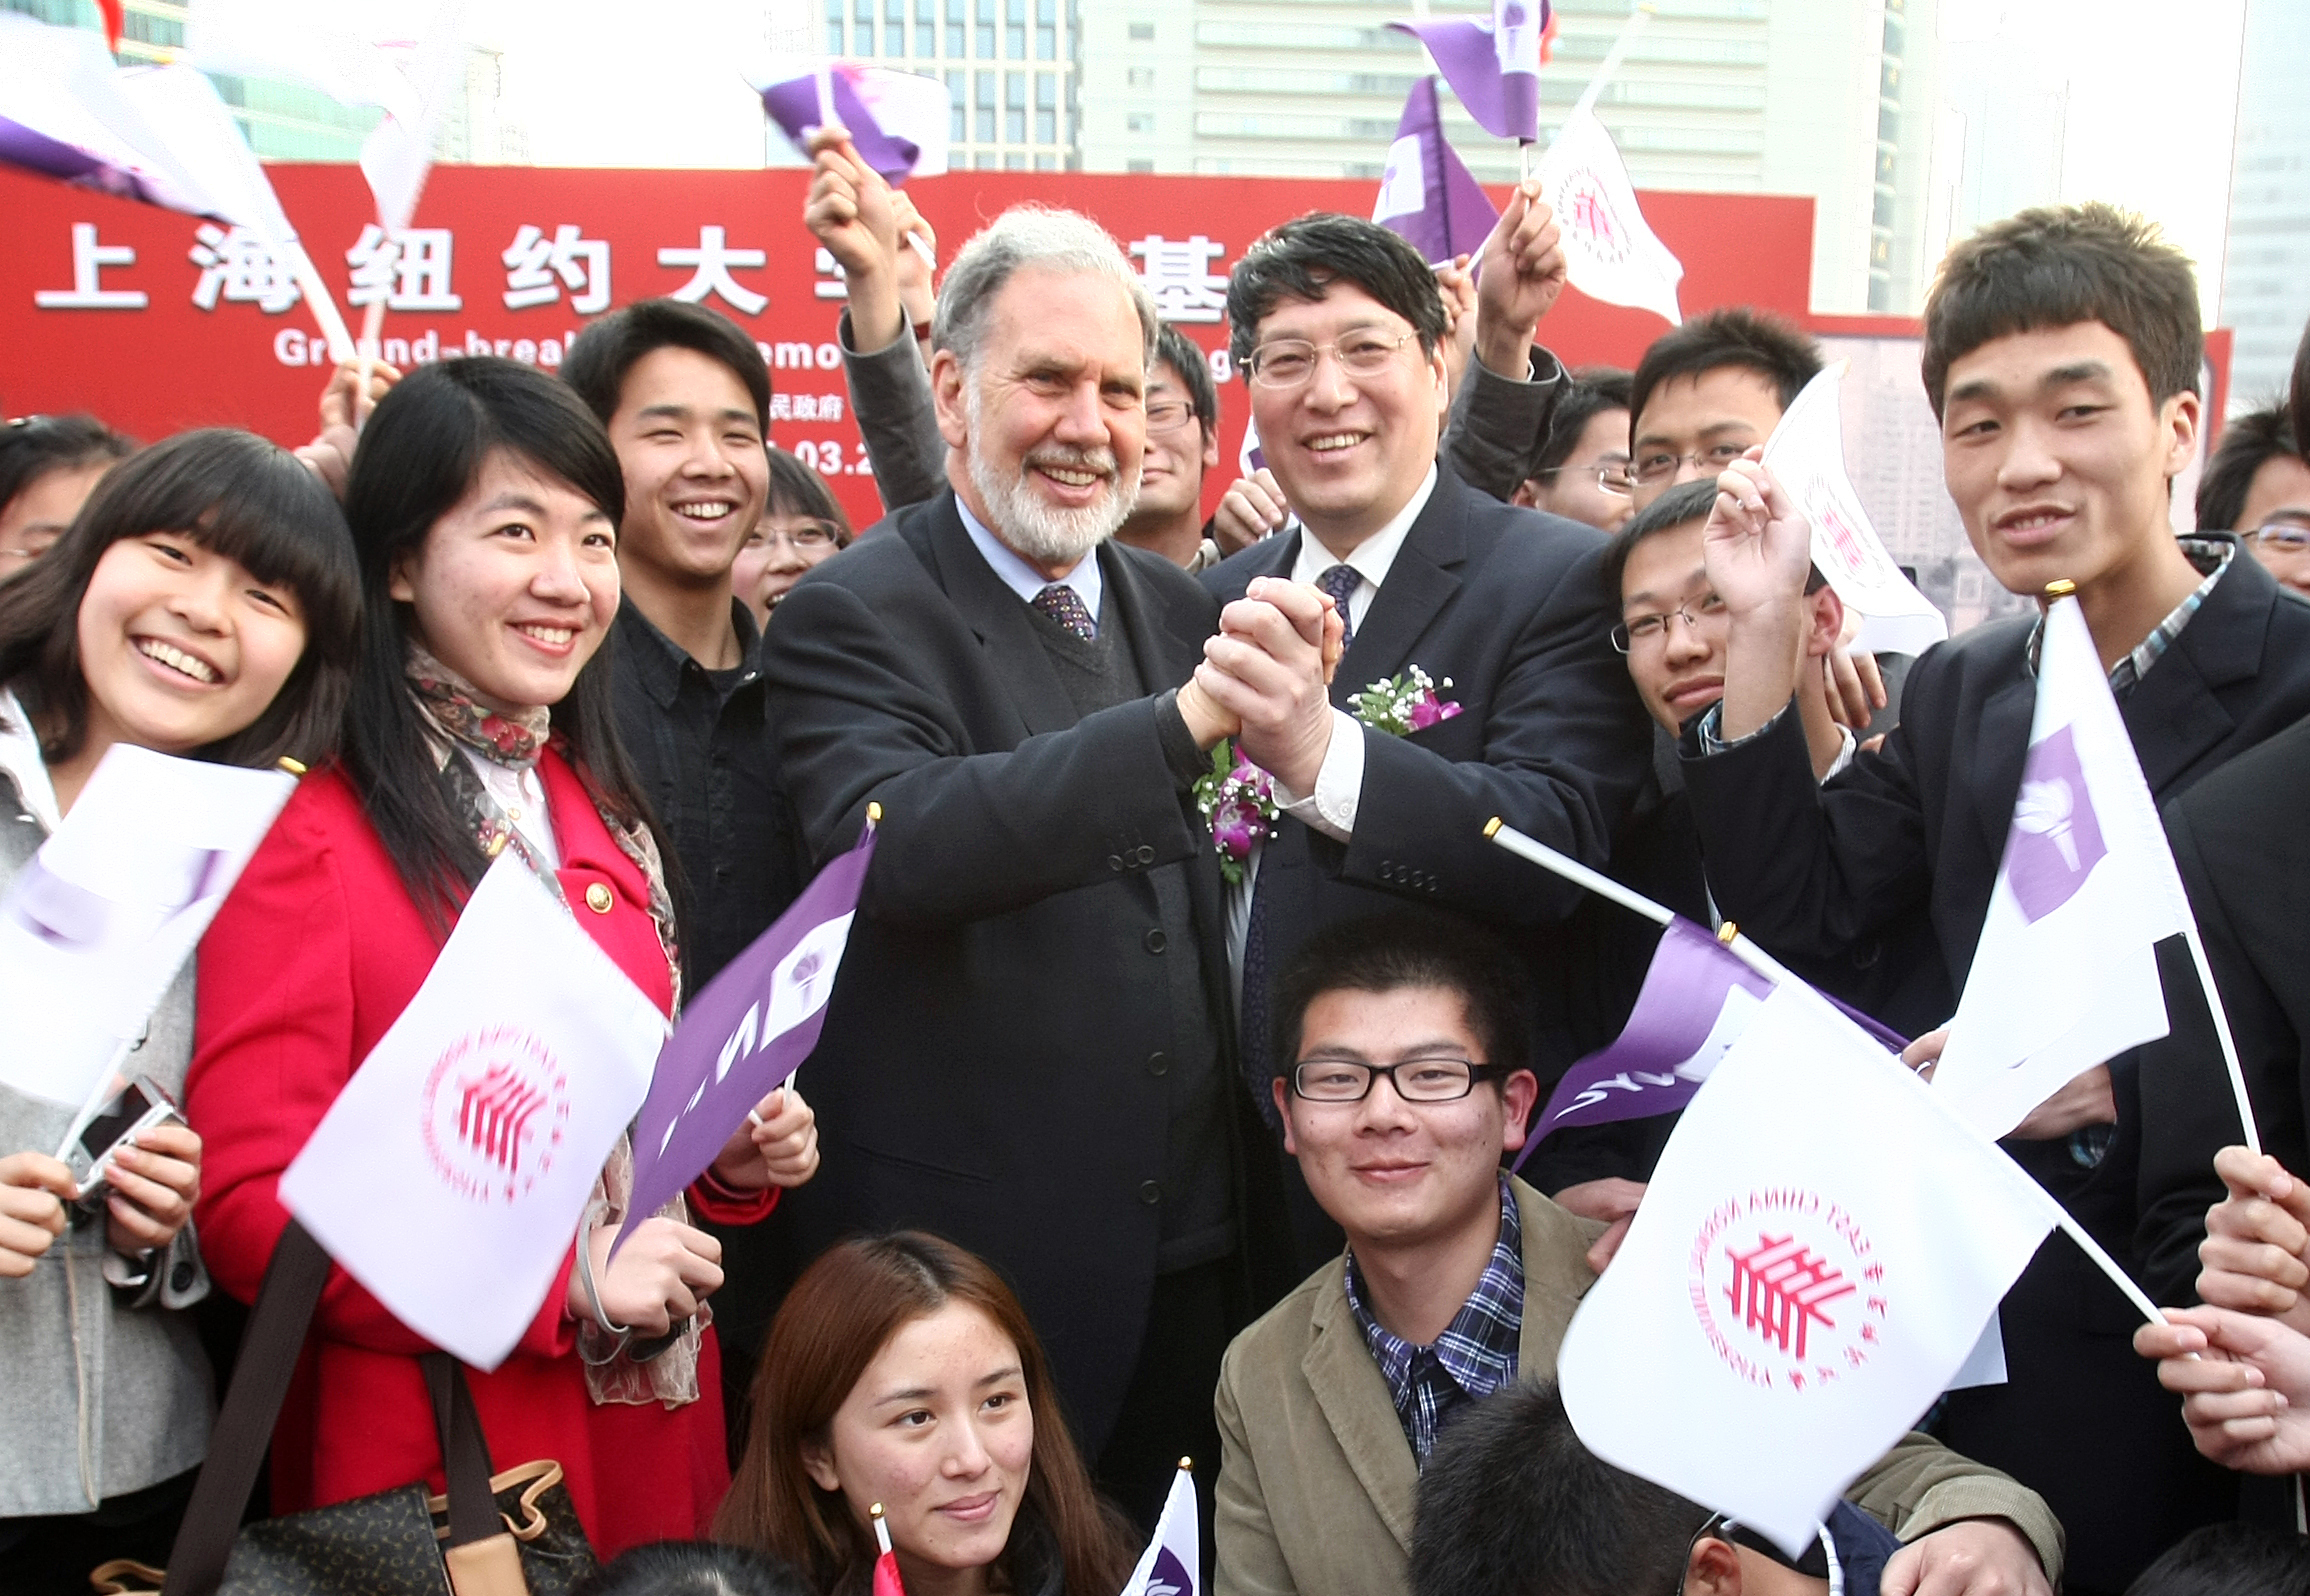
top-left (1331, 477), bottom-right (1466, 707)
top-left (1101, 542), bottom-right (1200, 694)
top-left (921, 496), bottom-right (1081, 738)
top-left (2120, 547), bottom-right (2265, 795)
top-left (1968, 670), bottom-right (2038, 871)
top-left (1304, 1269), bottom-right (1420, 1554)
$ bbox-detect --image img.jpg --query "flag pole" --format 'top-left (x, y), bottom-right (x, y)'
top-left (1568, 4), bottom-right (1655, 125)
top-left (2180, 926), bottom-right (2262, 1156)
top-left (2047, 1200), bottom-right (2165, 1326)
top-left (1484, 817), bottom-right (1669, 927)
top-left (871, 1502), bottom-right (894, 1556)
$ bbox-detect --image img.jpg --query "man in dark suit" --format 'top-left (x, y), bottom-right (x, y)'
top-left (1682, 202), bottom-right (2310, 1593)
top-left (761, 206), bottom-right (1319, 1531)
top-left (1200, 214), bottom-right (1652, 1272)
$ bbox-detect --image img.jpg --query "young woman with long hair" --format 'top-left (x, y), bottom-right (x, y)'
top-left (187, 359), bottom-right (818, 1558)
top-left (0, 428), bottom-right (357, 1586)
top-left (717, 1232), bottom-right (1138, 1596)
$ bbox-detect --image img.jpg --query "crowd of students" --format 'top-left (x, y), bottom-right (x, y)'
top-left (4, 126), bottom-right (2310, 1596)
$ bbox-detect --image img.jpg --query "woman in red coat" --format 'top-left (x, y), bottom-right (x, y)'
top-left (188, 358), bottom-right (819, 1558)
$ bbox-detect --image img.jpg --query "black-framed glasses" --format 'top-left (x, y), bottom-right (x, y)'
top-left (1289, 1056), bottom-right (1506, 1103)
top-left (1611, 592), bottom-right (1728, 653)
top-left (1244, 330), bottom-right (1420, 390)
top-left (1631, 441), bottom-right (1753, 487)
top-left (1533, 459), bottom-right (1634, 497)
top-left (1146, 399), bottom-right (1202, 435)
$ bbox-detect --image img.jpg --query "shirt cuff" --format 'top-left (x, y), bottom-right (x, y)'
top-left (1269, 709), bottom-right (1364, 842)
top-left (1696, 700), bottom-right (1791, 757)
top-left (1822, 724), bottom-right (1858, 782)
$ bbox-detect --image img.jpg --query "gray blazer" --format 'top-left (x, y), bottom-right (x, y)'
top-left (0, 769), bottom-right (213, 1519)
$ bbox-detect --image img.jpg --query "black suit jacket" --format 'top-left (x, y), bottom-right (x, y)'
top-left (760, 493), bottom-right (1243, 1456)
top-left (1201, 467), bottom-right (1651, 1042)
top-left (1680, 541), bottom-right (2310, 1592)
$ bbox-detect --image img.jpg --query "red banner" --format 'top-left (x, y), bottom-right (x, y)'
top-left (0, 164), bottom-right (1815, 528)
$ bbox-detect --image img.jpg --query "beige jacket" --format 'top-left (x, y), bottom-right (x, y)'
top-left (1213, 1176), bottom-right (2065, 1596)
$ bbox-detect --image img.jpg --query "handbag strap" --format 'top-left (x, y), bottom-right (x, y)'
top-left (160, 1221), bottom-right (508, 1595)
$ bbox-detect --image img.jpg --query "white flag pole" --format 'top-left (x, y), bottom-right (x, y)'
top-left (1484, 817), bottom-right (1669, 927)
top-left (2181, 926), bottom-right (2262, 1157)
top-left (1565, 3), bottom-right (1654, 127)
top-left (2043, 1193), bottom-right (2166, 1326)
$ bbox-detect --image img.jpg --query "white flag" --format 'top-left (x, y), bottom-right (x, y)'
top-left (1930, 596), bottom-right (2194, 1140)
top-left (0, 745), bottom-right (292, 1110)
top-left (1533, 105), bottom-right (1684, 327)
top-left (279, 854), bottom-right (669, 1369)
top-left (1760, 364), bottom-right (1949, 658)
top-left (1558, 986), bottom-right (2056, 1555)
top-left (1118, 1466), bottom-right (1199, 1596)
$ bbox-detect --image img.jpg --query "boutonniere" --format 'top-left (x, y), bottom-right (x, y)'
top-left (1192, 742), bottom-right (1278, 886)
top-left (1348, 665), bottom-right (1462, 737)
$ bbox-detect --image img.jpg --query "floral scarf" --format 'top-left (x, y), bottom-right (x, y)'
top-left (406, 641), bottom-right (702, 1408)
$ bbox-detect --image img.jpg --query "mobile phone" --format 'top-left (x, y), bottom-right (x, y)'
top-left (77, 1075), bottom-right (183, 1199)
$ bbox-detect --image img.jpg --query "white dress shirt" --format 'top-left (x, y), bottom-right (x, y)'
top-left (462, 748), bottom-right (558, 867)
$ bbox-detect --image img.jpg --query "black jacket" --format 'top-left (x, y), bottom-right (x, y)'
top-left (761, 493), bottom-right (1252, 1456)
top-left (1679, 540), bottom-right (2310, 1593)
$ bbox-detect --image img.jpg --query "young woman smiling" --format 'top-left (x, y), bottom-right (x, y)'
top-left (717, 1232), bottom-right (1137, 1596)
top-left (0, 428), bottom-right (358, 1586)
top-left (187, 359), bottom-right (819, 1558)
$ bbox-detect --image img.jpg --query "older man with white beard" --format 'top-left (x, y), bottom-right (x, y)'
top-left (762, 206), bottom-right (1323, 1537)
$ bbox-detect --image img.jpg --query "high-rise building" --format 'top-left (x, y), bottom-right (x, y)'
top-left (2219, 0), bottom-right (2310, 413)
top-left (820, 0), bottom-right (1081, 172)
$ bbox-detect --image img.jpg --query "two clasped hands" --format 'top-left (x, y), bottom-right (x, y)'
top-left (1177, 578), bottom-right (1349, 797)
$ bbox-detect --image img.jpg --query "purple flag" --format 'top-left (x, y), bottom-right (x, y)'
top-left (614, 826), bottom-right (877, 1254)
top-left (1372, 78), bottom-right (1499, 266)
top-left (1515, 919), bottom-right (1771, 1167)
top-left (1390, 0), bottom-right (1546, 143)
top-left (760, 66), bottom-right (927, 186)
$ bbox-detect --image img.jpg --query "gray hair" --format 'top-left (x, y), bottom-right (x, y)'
top-left (932, 205), bottom-right (1160, 372)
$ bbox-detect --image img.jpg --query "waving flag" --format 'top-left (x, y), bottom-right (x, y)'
top-left (280, 854), bottom-right (668, 1368)
top-left (1558, 986), bottom-right (2057, 1555)
top-left (1390, 1), bottom-right (1549, 143)
top-left (1373, 77), bottom-right (1499, 266)
top-left (1119, 1464), bottom-right (1200, 1596)
top-left (0, 745), bottom-right (293, 1116)
top-left (1762, 365), bottom-right (1948, 657)
top-left (1930, 594), bottom-right (2196, 1140)
top-left (1518, 918), bottom-right (1771, 1160)
top-left (615, 823), bottom-right (877, 1255)
top-left (1533, 103), bottom-right (1683, 326)
top-left (757, 63), bottom-right (951, 185)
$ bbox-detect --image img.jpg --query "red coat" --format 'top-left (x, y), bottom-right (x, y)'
top-left (189, 755), bottom-right (773, 1558)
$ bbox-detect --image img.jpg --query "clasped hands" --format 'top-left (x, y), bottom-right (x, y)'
top-left (1178, 578), bottom-right (1347, 796)
top-left (565, 1084), bottom-right (818, 1338)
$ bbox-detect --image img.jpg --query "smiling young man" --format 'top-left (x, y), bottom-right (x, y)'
top-left (1682, 203), bottom-right (2310, 1594)
top-left (1211, 915), bottom-right (2063, 1596)
top-left (1202, 212), bottom-right (1650, 1274)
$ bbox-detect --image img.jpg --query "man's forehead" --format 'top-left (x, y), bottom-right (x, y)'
top-left (1620, 523), bottom-right (1709, 602)
top-left (1633, 365), bottom-right (1784, 444)
top-left (1941, 320), bottom-right (2147, 402)
top-left (1256, 279), bottom-right (1404, 337)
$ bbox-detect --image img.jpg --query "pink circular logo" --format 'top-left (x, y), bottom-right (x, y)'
top-left (1688, 1187), bottom-right (1886, 1393)
top-left (1559, 171), bottom-right (1629, 264)
top-left (420, 1026), bottom-right (572, 1205)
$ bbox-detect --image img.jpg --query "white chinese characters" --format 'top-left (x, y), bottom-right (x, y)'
top-left (659, 226), bottom-right (767, 316)
top-left (502, 224), bottom-right (611, 314)
top-left (1129, 234), bottom-right (1229, 324)
top-left (347, 224), bottom-right (463, 312)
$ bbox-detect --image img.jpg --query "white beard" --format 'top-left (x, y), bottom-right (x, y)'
top-left (964, 381), bottom-right (1141, 566)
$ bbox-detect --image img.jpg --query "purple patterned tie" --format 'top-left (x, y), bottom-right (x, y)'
top-left (1316, 563), bottom-right (1361, 650)
top-left (1032, 582), bottom-right (1097, 641)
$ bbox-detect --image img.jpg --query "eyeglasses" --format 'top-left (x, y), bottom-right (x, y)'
top-left (1289, 1057), bottom-right (1506, 1103)
top-left (1146, 399), bottom-right (1202, 436)
top-left (750, 521), bottom-right (842, 552)
top-left (1630, 441), bottom-right (1754, 488)
top-left (1244, 330), bottom-right (1420, 390)
top-left (1534, 460), bottom-right (1634, 497)
top-left (2252, 523), bottom-right (2310, 553)
top-left (1611, 592), bottom-right (1728, 653)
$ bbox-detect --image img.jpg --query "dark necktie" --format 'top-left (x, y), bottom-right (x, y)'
top-left (1316, 563), bottom-right (1361, 651)
top-left (1032, 582), bottom-right (1096, 641)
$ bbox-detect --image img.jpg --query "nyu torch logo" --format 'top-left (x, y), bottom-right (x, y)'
top-left (1689, 1187), bottom-right (1887, 1393)
top-left (2004, 725), bottom-right (2106, 923)
top-left (421, 1026), bottom-right (572, 1204)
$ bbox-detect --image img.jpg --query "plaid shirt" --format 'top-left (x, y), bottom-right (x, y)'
top-left (2026, 537), bottom-right (2234, 694)
top-left (1343, 1175), bottom-right (1524, 1468)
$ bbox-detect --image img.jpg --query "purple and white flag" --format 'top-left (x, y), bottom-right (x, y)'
top-left (1516, 919), bottom-right (1771, 1163)
top-left (757, 63), bottom-right (950, 185)
top-left (1118, 1465), bottom-right (1200, 1596)
top-left (1931, 595), bottom-right (2194, 1140)
top-left (1390, 1), bottom-right (1546, 143)
top-left (1559, 986), bottom-right (2057, 1555)
top-left (615, 825), bottom-right (877, 1253)
top-left (1372, 77), bottom-right (1499, 266)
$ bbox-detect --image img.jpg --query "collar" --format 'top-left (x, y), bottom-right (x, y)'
top-left (1291, 464), bottom-right (1439, 595)
top-left (1344, 1172), bottom-right (1526, 1401)
top-left (2024, 536), bottom-right (2234, 687)
top-left (616, 598), bottom-right (763, 710)
top-left (0, 687), bottom-right (60, 834)
top-left (955, 494), bottom-right (1105, 621)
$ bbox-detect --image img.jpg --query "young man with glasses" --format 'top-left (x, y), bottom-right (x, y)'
top-left (1116, 324), bottom-right (1234, 572)
top-left (2192, 404), bottom-right (2310, 595)
top-left (1211, 914), bottom-right (2061, 1596)
top-left (1198, 212), bottom-right (1651, 1275)
top-left (1512, 368), bottom-right (1634, 533)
